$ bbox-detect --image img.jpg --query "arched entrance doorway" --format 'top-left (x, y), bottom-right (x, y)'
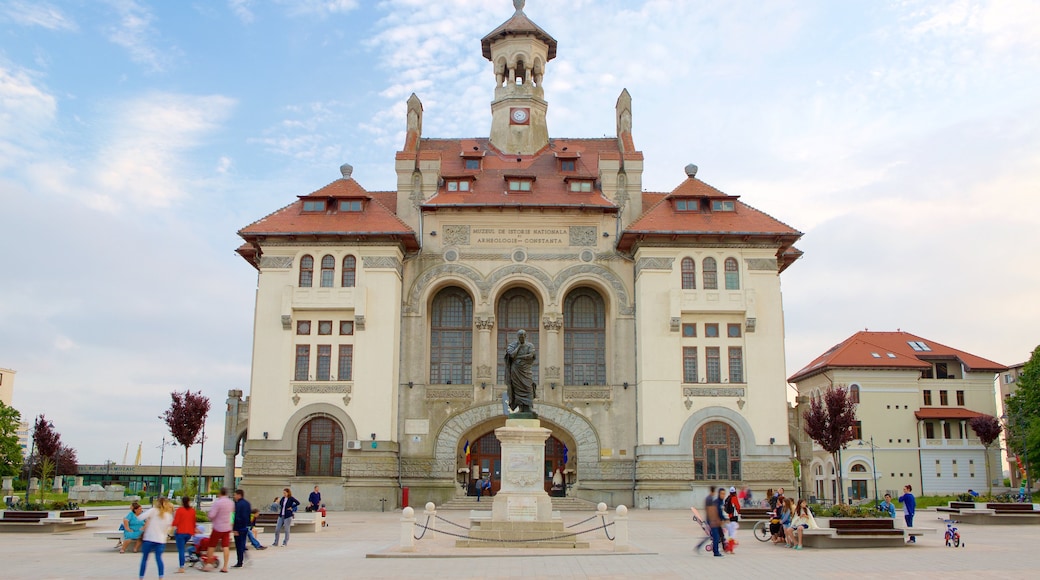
top-left (468, 431), bottom-right (567, 495)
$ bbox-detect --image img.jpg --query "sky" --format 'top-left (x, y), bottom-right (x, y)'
top-left (1, 0), bottom-right (1038, 468)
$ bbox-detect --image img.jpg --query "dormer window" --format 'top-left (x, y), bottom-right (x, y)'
top-left (675, 198), bottom-right (699, 212)
top-left (446, 180), bottom-right (471, 192)
top-left (508, 179), bottom-right (533, 192)
top-left (568, 180), bottom-right (593, 192)
top-left (339, 200), bottom-right (363, 212)
top-left (561, 160), bottom-right (575, 172)
top-left (302, 200), bottom-right (326, 212)
top-left (711, 200), bottom-right (735, 212)
top-left (465, 159), bottom-right (481, 170)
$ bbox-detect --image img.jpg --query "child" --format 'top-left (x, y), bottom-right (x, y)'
top-left (898, 484), bottom-right (917, 543)
top-left (247, 508), bottom-right (266, 549)
top-left (319, 503), bottom-right (328, 527)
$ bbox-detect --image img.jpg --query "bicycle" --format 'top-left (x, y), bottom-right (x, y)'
top-left (752, 519), bottom-right (773, 542)
top-left (940, 518), bottom-right (964, 547)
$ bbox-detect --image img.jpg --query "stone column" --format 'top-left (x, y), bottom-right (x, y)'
top-left (542, 314), bottom-right (562, 389)
top-left (491, 418), bottom-right (552, 523)
top-left (1, 477), bottom-right (13, 495)
top-left (940, 420), bottom-right (947, 446)
top-left (475, 316), bottom-right (494, 388)
top-left (52, 475), bottom-right (63, 492)
top-left (75, 476), bottom-right (84, 487)
top-left (29, 477), bottom-right (39, 493)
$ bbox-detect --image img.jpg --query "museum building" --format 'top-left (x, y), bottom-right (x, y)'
top-left (227, 2), bottom-right (804, 510)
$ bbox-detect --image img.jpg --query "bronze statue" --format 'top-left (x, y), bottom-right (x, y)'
top-left (504, 329), bottom-right (536, 414)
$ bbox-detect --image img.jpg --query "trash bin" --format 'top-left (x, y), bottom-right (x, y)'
top-left (402, 487), bottom-right (409, 508)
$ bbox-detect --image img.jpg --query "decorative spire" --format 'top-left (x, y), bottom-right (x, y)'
top-left (514, 0), bottom-right (525, 12)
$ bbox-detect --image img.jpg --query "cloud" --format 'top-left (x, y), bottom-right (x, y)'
top-left (277, 0), bottom-right (360, 18)
top-left (105, 0), bottom-right (178, 72)
top-left (228, 0), bottom-right (255, 24)
top-left (0, 63), bottom-right (58, 169)
top-left (1, 0), bottom-right (77, 30)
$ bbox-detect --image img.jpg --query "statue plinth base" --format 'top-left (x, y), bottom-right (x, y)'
top-left (457, 419), bottom-right (587, 548)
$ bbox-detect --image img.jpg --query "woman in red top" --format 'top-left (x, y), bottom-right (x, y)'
top-left (171, 496), bottom-right (197, 574)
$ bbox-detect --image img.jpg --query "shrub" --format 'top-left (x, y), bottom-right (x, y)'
top-left (195, 511), bottom-right (210, 523)
top-left (47, 500), bottom-right (78, 510)
top-left (817, 504), bottom-right (879, 518)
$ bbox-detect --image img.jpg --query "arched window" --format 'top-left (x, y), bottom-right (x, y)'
top-left (850, 384), bottom-right (860, 403)
top-left (341, 255), bottom-right (356, 287)
top-left (681, 258), bottom-right (696, 289)
top-left (430, 287), bottom-right (473, 385)
top-left (724, 257), bottom-right (739, 289)
top-left (851, 464), bottom-right (867, 472)
top-left (320, 255), bottom-right (335, 287)
top-left (299, 255), bottom-right (314, 287)
top-left (296, 417), bottom-right (343, 476)
top-left (693, 421), bottom-right (741, 480)
top-left (497, 287), bottom-right (540, 385)
top-left (702, 257), bottom-right (718, 290)
top-left (564, 288), bottom-right (605, 385)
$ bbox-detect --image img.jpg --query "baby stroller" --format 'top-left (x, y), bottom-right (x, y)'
top-left (187, 531), bottom-right (221, 570)
top-left (691, 507), bottom-right (714, 553)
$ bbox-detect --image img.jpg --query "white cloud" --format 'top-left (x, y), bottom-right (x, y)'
top-left (228, 0), bottom-right (255, 24)
top-left (105, 0), bottom-right (177, 72)
top-left (2, 0), bottom-right (77, 30)
top-left (277, 0), bottom-right (360, 18)
top-left (0, 63), bottom-right (57, 169)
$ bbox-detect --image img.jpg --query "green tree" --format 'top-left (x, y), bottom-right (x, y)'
top-left (0, 402), bottom-right (24, 477)
top-left (1007, 346), bottom-right (1040, 486)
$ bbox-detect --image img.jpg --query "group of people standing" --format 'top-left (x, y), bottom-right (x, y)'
top-left (120, 484), bottom-right (324, 578)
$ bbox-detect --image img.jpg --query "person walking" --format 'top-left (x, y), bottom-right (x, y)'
top-left (273, 487), bottom-right (300, 547)
top-left (695, 486), bottom-right (717, 553)
top-left (206, 488), bottom-right (234, 573)
top-left (171, 496), bottom-right (196, 574)
top-left (138, 497), bottom-right (175, 579)
top-left (899, 484), bottom-right (917, 543)
top-left (307, 486), bottom-right (321, 513)
top-left (232, 489), bottom-right (252, 568)
top-left (246, 508), bottom-right (267, 549)
top-left (710, 488), bottom-right (728, 557)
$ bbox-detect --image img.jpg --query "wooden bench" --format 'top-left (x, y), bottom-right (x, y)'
top-left (0, 510), bottom-right (94, 533)
top-left (936, 501), bottom-right (976, 513)
top-left (801, 518), bottom-right (930, 548)
top-left (738, 507), bottom-right (770, 522)
top-left (986, 503), bottom-right (1040, 514)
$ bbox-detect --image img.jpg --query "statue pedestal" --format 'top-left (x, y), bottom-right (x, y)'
top-left (457, 419), bottom-right (587, 548)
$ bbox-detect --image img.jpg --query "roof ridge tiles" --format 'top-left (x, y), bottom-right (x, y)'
top-left (237, 200), bottom-right (298, 235)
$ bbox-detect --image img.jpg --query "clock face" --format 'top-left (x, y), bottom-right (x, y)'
top-left (510, 108), bottom-right (530, 124)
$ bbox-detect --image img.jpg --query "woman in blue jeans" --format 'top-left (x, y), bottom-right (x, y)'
top-left (138, 497), bottom-right (174, 578)
top-left (171, 496), bottom-right (197, 573)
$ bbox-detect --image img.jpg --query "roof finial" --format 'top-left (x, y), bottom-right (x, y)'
top-left (340, 163), bottom-right (353, 179)
top-left (513, 0), bottom-right (525, 13)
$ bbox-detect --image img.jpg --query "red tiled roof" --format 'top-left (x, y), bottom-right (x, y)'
top-left (482, 8), bottom-right (557, 61)
top-left (418, 138), bottom-right (622, 212)
top-left (237, 179), bottom-right (419, 259)
top-left (617, 177), bottom-right (803, 258)
top-left (789, 331), bottom-right (1006, 383)
top-left (914, 408), bottom-right (988, 420)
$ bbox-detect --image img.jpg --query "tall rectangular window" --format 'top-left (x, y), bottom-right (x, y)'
top-left (923, 390), bottom-right (932, 405)
top-left (683, 347), bottom-right (698, 383)
top-left (925, 422), bottom-right (934, 439)
top-left (956, 390), bottom-right (965, 405)
top-left (943, 421), bottom-right (951, 439)
top-left (338, 345), bottom-right (353, 381)
top-left (316, 345), bottom-right (332, 381)
top-left (728, 347), bottom-right (743, 383)
top-left (294, 345), bottom-right (310, 381)
top-left (851, 421), bottom-right (862, 440)
top-left (706, 347), bottom-right (721, 383)
top-left (940, 390), bottom-right (949, 405)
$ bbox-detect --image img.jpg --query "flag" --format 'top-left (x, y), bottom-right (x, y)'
top-left (562, 443), bottom-right (568, 466)
top-left (464, 440), bottom-right (471, 465)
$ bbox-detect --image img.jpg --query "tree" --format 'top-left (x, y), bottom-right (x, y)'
top-left (0, 402), bottom-right (23, 477)
top-left (968, 414), bottom-right (1001, 496)
top-left (31, 414), bottom-right (66, 499)
top-left (160, 390), bottom-right (211, 485)
top-left (803, 386), bottom-right (858, 505)
top-left (1007, 345), bottom-right (1040, 488)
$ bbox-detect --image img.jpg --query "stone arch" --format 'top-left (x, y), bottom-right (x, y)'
top-left (553, 264), bottom-right (632, 315)
top-left (678, 406), bottom-right (760, 456)
top-left (486, 264), bottom-right (555, 307)
top-left (433, 403), bottom-right (600, 478)
top-left (420, 278), bottom-right (482, 319)
top-left (405, 263), bottom-right (487, 314)
top-left (279, 402), bottom-right (358, 445)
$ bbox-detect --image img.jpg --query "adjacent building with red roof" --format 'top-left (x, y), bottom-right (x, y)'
top-left (229, 1), bottom-right (805, 510)
top-left (789, 331), bottom-right (1005, 499)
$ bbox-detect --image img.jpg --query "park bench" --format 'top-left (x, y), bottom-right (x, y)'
top-left (935, 501), bottom-right (1040, 524)
top-left (255, 512), bottom-right (324, 533)
top-left (801, 518), bottom-right (932, 548)
top-left (738, 507), bottom-right (770, 522)
top-left (936, 501), bottom-right (975, 514)
top-left (0, 510), bottom-right (97, 533)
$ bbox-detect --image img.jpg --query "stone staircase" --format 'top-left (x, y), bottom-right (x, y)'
top-left (436, 496), bottom-right (600, 512)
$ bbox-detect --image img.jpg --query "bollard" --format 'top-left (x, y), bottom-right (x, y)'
top-left (400, 507), bottom-right (416, 552)
top-left (424, 502), bottom-right (437, 535)
top-left (614, 505), bottom-right (629, 552)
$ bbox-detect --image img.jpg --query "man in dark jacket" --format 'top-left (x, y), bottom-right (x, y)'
top-left (232, 489), bottom-right (252, 568)
top-left (711, 488), bottom-right (728, 557)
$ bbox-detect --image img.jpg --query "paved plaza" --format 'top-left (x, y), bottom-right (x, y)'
top-left (6, 506), bottom-right (1038, 579)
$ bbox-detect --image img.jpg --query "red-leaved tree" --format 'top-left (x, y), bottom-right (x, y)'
top-left (30, 414), bottom-right (72, 498)
top-left (803, 386), bottom-right (858, 505)
top-left (160, 391), bottom-right (211, 485)
top-left (969, 414), bottom-right (1002, 497)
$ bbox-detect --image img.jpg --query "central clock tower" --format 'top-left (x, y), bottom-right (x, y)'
top-left (483, 0), bottom-right (556, 154)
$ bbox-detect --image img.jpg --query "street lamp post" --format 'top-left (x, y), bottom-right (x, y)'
top-left (859, 437), bottom-right (879, 504)
top-left (156, 437), bottom-right (174, 498)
